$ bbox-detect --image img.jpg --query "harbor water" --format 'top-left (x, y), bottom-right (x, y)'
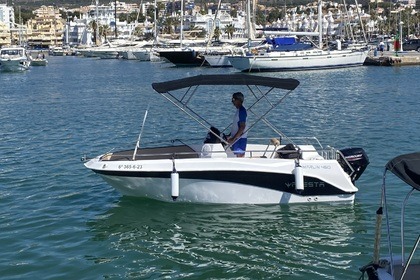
top-left (1, 56), bottom-right (419, 279)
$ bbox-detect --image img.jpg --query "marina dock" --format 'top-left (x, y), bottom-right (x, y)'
top-left (364, 51), bottom-right (420, 66)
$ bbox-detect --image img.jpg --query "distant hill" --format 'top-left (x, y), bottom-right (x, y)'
top-left (8, 0), bottom-right (325, 10)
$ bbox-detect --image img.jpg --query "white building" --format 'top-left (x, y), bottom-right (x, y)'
top-left (0, 4), bottom-right (14, 28)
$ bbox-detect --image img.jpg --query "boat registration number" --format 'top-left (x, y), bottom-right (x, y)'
top-left (118, 164), bottom-right (142, 170)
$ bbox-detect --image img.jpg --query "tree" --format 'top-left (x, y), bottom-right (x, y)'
top-left (119, 12), bottom-right (139, 24)
top-left (224, 24), bottom-right (235, 39)
top-left (14, 7), bottom-right (34, 24)
top-left (89, 20), bottom-right (98, 45)
top-left (99, 24), bottom-right (111, 41)
top-left (213, 27), bottom-right (221, 41)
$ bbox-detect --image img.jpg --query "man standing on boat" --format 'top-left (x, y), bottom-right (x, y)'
top-left (228, 92), bottom-right (247, 157)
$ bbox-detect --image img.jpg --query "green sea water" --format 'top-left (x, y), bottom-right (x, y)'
top-left (0, 56), bottom-right (419, 279)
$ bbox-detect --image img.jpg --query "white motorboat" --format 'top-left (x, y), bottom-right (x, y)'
top-left (0, 46), bottom-right (30, 71)
top-left (29, 54), bottom-right (48, 66)
top-left (30, 58), bottom-right (48, 66)
top-left (84, 74), bottom-right (369, 204)
top-left (360, 152), bottom-right (420, 280)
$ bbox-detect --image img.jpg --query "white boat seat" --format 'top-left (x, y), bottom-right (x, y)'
top-left (299, 145), bottom-right (324, 160)
top-left (201, 143), bottom-right (227, 158)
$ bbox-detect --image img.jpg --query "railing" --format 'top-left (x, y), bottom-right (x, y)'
top-left (100, 137), bottom-right (344, 162)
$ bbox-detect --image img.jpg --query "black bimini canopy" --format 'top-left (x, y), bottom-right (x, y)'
top-left (386, 152), bottom-right (420, 191)
top-left (152, 74), bottom-right (300, 93)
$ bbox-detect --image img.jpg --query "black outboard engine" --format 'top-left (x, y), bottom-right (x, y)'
top-left (338, 148), bottom-right (369, 182)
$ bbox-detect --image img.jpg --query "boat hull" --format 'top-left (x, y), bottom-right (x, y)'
top-left (132, 49), bottom-right (151, 61)
top-left (204, 54), bottom-right (232, 67)
top-left (228, 49), bottom-right (368, 72)
top-left (30, 59), bottom-right (48, 66)
top-left (0, 59), bottom-right (30, 71)
top-left (158, 49), bottom-right (208, 66)
top-left (85, 154), bottom-right (358, 204)
top-left (99, 174), bottom-right (355, 204)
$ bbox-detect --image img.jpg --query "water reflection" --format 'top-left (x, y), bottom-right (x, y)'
top-left (87, 198), bottom-right (366, 279)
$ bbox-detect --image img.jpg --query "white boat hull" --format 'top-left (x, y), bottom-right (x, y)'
top-left (0, 59), bottom-right (30, 71)
top-left (30, 58), bottom-right (48, 66)
top-left (85, 146), bottom-right (359, 204)
top-left (132, 49), bottom-right (151, 61)
top-left (228, 49), bottom-right (368, 72)
top-left (204, 54), bottom-right (232, 67)
top-left (92, 50), bottom-right (119, 59)
top-left (99, 175), bottom-right (355, 204)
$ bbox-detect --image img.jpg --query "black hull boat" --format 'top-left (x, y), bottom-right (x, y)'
top-left (158, 48), bottom-right (208, 67)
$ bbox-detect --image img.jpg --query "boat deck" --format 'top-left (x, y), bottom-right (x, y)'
top-left (101, 145), bottom-right (199, 161)
top-left (99, 143), bottom-right (326, 162)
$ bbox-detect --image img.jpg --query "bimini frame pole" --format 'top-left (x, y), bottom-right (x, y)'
top-left (132, 105), bottom-right (150, 160)
top-left (373, 169), bottom-right (386, 265)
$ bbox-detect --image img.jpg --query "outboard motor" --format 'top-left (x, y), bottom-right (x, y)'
top-left (338, 148), bottom-right (369, 182)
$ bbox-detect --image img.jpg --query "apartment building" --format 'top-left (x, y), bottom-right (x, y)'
top-left (26, 6), bottom-right (64, 48)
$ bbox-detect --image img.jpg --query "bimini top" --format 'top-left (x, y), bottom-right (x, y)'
top-left (386, 152), bottom-right (420, 191)
top-left (151, 74), bottom-right (300, 93)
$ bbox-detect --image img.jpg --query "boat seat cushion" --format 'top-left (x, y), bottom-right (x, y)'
top-left (201, 144), bottom-right (227, 158)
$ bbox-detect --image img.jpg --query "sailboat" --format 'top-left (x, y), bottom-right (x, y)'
top-left (228, 0), bottom-right (368, 72)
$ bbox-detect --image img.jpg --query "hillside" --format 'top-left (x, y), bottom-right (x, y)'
top-left (9, 0), bottom-right (324, 9)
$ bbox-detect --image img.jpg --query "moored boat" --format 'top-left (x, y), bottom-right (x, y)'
top-left (157, 47), bottom-right (208, 66)
top-left (29, 54), bottom-right (48, 66)
top-left (228, 48), bottom-right (368, 72)
top-left (0, 46), bottom-right (30, 71)
top-left (359, 152), bottom-right (420, 280)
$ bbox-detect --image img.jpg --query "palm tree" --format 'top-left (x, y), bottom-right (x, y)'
top-left (224, 24), bottom-right (235, 39)
top-left (213, 27), bottom-right (221, 42)
top-left (99, 24), bottom-right (111, 42)
top-left (89, 20), bottom-right (98, 45)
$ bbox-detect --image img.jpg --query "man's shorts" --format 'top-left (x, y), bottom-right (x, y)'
top-left (232, 138), bottom-right (247, 155)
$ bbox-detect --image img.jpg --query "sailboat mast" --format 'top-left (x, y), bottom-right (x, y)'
top-left (153, 0), bottom-right (157, 44)
top-left (114, 0), bottom-right (118, 38)
top-left (206, 0), bottom-right (222, 48)
top-left (96, 0), bottom-right (99, 45)
top-left (354, 0), bottom-right (367, 43)
top-left (180, 0), bottom-right (184, 48)
top-left (247, 0), bottom-right (251, 48)
top-left (318, 0), bottom-right (323, 49)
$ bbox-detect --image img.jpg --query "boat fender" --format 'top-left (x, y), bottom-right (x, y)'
top-left (171, 161), bottom-right (179, 201)
top-left (294, 162), bottom-right (304, 194)
top-left (171, 172), bottom-right (179, 201)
